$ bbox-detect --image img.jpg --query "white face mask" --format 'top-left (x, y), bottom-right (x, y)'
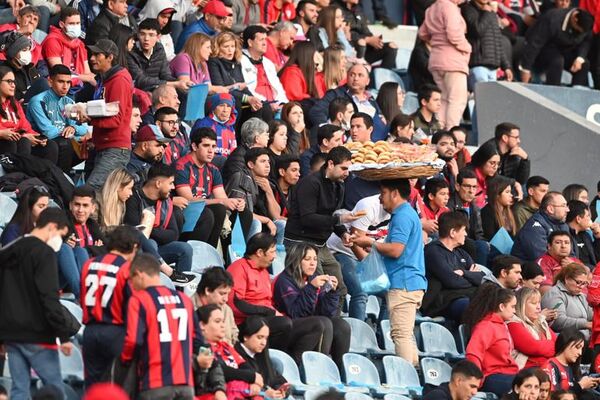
top-left (17, 50), bottom-right (32, 66)
top-left (47, 235), bottom-right (63, 252)
top-left (65, 24), bottom-right (82, 39)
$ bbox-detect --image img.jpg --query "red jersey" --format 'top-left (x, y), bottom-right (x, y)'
top-left (121, 286), bottom-right (199, 391)
top-left (541, 357), bottom-right (573, 391)
top-left (80, 253), bottom-right (131, 325)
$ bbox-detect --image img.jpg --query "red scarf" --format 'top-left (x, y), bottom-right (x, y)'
top-left (43, 26), bottom-right (88, 83)
top-left (153, 199), bottom-right (174, 230)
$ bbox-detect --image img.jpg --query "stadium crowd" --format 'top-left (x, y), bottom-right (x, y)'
top-left (0, 0), bottom-right (598, 398)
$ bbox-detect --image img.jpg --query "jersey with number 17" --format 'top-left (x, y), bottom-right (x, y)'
top-left (80, 254), bottom-right (132, 325)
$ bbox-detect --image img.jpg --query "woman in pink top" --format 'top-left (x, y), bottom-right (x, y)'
top-left (418, 0), bottom-right (471, 129)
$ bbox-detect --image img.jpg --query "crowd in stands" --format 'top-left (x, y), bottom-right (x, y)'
top-left (0, 0), bottom-right (598, 398)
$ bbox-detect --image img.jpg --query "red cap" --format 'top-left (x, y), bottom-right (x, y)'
top-left (135, 124), bottom-right (171, 144)
top-left (203, 0), bottom-right (230, 17)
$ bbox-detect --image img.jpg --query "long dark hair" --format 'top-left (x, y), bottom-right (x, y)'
top-left (469, 140), bottom-right (499, 170)
top-left (376, 82), bottom-right (401, 122)
top-left (318, 6), bottom-right (341, 48)
top-left (109, 24), bottom-right (135, 68)
top-left (486, 175), bottom-right (516, 235)
top-left (555, 327), bottom-right (586, 381)
top-left (7, 186), bottom-right (50, 236)
top-left (510, 368), bottom-right (541, 393)
top-left (280, 41), bottom-right (318, 98)
top-left (283, 242), bottom-right (319, 288)
top-left (238, 316), bottom-right (269, 344)
top-left (463, 285), bottom-right (516, 330)
top-left (0, 66), bottom-right (18, 119)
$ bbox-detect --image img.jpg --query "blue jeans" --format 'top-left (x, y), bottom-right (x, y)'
top-left (6, 343), bottom-right (64, 400)
top-left (249, 219), bottom-right (286, 246)
top-left (468, 66), bottom-right (497, 144)
top-left (145, 238), bottom-right (193, 272)
top-left (334, 253), bottom-right (368, 321)
top-left (58, 243), bottom-right (89, 299)
top-left (86, 148), bottom-right (130, 190)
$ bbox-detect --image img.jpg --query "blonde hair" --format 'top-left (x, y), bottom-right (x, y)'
top-left (182, 32), bottom-right (211, 74)
top-left (98, 168), bottom-right (134, 228)
top-left (515, 288), bottom-right (545, 330)
top-left (323, 46), bottom-right (345, 90)
top-left (211, 31), bottom-right (242, 62)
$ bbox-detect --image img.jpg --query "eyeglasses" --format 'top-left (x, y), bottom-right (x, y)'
top-left (159, 119), bottom-right (180, 126)
top-left (572, 278), bottom-right (589, 287)
top-left (1, 79), bottom-right (16, 85)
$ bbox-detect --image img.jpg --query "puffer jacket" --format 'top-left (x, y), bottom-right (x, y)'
top-left (85, 7), bottom-right (138, 45)
top-left (511, 211), bottom-right (572, 261)
top-left (127, 43), bottom-right (175, 92)
top-left (461, 2), bottom-right (510, 69)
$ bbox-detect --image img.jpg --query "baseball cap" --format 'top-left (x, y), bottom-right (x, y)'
top-left (203, 0), bottom-right (231, 17)
top-left (135, 124), bottom-right (172, 144)
top-left (88, 39), bottom-right (119, 57)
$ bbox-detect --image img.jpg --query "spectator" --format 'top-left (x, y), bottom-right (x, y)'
top-left (0, 208), bottom-right (80, 400)
top-left (279, 41), bottom-right (321, 102)
top-left (97, 168), bottom-right (134, 228)
top-left (536, 369), bottom-right (552, 400)
top-left (352, 178), bottom-right (426, 366)
top-left (231, 0), bottom-right (260, 34)
top-left (337, 0), bottom-right (398, 69)
top-left (316, 45), bottom-right (348, 94)
top-left (501, 369), bottom-right (542, 400)
top-left (541, 263), bottom-right (592, 338)
top-left (376, 82), bottom-right (405, 123)
top-left (349, 112), bottom-right (373, 144)
top-left (137, 0), bottom-right (177, 61)
top-left (142, 83), bottom-right (181, 125)
top-left (267, 120), bottom-right (287, 175)
top-left (235, 317), bottom-right (289, 397)
top-left (580, 0), bottom-right (600, 90)
top-left (519, 8), bottom-right (594, 86)
top-left (465, 286), bottom-right (519, 397)
top-left (422, 360), bottom-right (483, 400)
top-left (450, 126), bottom-right (471, 169)
top-left (176, 0), bottom-right (229, 52)
top-left (537, 231), bottom-right (581, 292)
top-left (508, 287), bottom-right (557, 369)
top-left (281, 101), bottom-right (311, 154)
top-left (423, 211), bottom-right (484, 322)
top-left (271, 155), bottom-right (300, 220)
top-left (483, 255), bottom-right (523, 289)
top-left (513, 175), bottom-right (550, 232)
top-left (592, 180), bottom-right (600, 221)
top-left (521, 261), bottom-right (546, 290)
top-left (155, 106), bottom-right (190, 165)
top-left (222, 117), bottom-right (269, 183)
top-left (0, 185), bottom-right (49, 246)
top-left (80, 225), bottom-right (139, 386)
top-left (481, 175), bottom-right (516, 241)
top-left (408, 39), bottom-right (435, 93)
top-left (388, 113), bottom-right (415, 143)
top-left (418, 0), bottom-right (471, 129)
top-left (293, 0), bottom-right (318, 39)
top-left (310, 63), bottom-right (388, 141)
top-left (85, 0), bottom-right (137, 45)
top-left (431, 130), bottom-right (459, 188)
top-left (41, 7), bottom-right (96, 87)
top-left (567, 201), bottom-right (600, 269)
top-left (27, 64), bottom-right (90, 172)
top-left (273, 242), bottom-right (351, 367)
top-left (0, 6), bottom-right (43, 67)
top-left (448, 168), bottom-right (485, 242)
top-left (307, 5), bottom-right (355, 57)
top-left (563, 183), bottom-right (590, 204)
top-left (194, 267), bottom-right (238, 346)
top-left (241, 25), bottom-right (288, 116)
top-left (125, 124), bottom-right (169, 184)
top-left (121, 254), bottom-right (199, 399)
top-left (124, 163), bottom-right (194, 279)
top-left (86, 39), bottom-right (133, 190)
top-left (264, 21), bottom-right (297, 71)
top-left (193, 93), bottom-right (238, 163)
top-left (299, 124), bottom-right (343, 176)
top-left (467, 140), bottom-right (501, 208)
top-left (227, 233), bottom-right (293, 350)
top-left (66, 185), bottom-right (105, 259)
top-left (492, 122), bottom-right (530, 192)
top-left (411, 84), bottom-right (442, 137)
top-left (512, 191), bottom-right (572, 262)
top-left (420, 178), bottom-right (450, 238)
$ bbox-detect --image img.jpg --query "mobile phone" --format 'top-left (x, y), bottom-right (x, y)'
top-left (552, 302), bottom-right (562, 309)
top-left (199, 346), bottom-right (212, 356)
top-left (135, 224), bottom-right (146, 231)
top-left (322, 278), bottom-right (333, 293)
top-left (589, 373), bottom-right (600, 378)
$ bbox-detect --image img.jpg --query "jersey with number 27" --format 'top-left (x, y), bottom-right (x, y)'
top-left (121, 286), bottom-right (199, 391)
top-left (80, 254), bottom-right (131, 325)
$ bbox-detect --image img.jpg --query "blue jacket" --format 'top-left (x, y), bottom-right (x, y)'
top-left (308, 86), bottom-right (388, 141)
top-left (511, 211), bottom-right (572, 262)
top-left (26, 89), bottom-right (89, 140)
top-left (176, 18), bottom-right (216, 53)
top-left (272, 271), bottom-right (339, 319)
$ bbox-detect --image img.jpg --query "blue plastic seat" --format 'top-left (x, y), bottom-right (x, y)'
top-left (269, 349), bottom-right (315, 394)
top-left (366, 295), bottom-right (380, 320)
top-left (395, 48), bottom-right (413, 72)
top-left (343, 353), bottom-right (394, 396)
top-left (344, 317), bottom-right (393, 356)
top-left (228, 215), bottom-right (246, 263)
top-left (458, 324), bottom-right (470, 354)
top-left (384, 395), bottom-right (412, 400)
top-left (345, 392), bottom-right (375, 400)
top-left (0, 193), bottom-right (16, 229)
top-left (382, 355), bottom-right (423, 396)
top-left (188, 240), bottom-right (224, 274)
top-left (373, 68), bottom-right (404, 91)
top-left (420, 357), bottom-right (452, 387)
top-left (304, 388), bottom-right (332, 400)
top-left (420, 322), bottom-right (464, 361)
top-left (302, 351), bottom-right (368, 393)
top-left (59, 345), bottom-right (85, 382)
top-left (402, 91), bottom-right (419, 115)
top-left (415, 311), bottom-right (446, 325)
top-left (380, 320), bottom-right (394, 352)
top-left (159, 272), bottom-right (176, 290)
top-left (477, 264), bottom-right (493, 278)
top-left (60, 299), bottom-right (85, 339)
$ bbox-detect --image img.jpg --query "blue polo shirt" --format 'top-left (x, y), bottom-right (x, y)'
top-left (384, 202), bottom-right (427, 291)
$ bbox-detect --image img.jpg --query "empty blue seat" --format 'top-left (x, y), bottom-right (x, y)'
top-left (304, 388), bottom-right (332, 400)
top-left (395, 48), bottom-right (413, 72)
top-left (345, 392), bottom-right (375, 400)
top-left (59, 345), bottom-right (85, 382)
top-left (0, 193), bottom-right (16, 229)
top-left (343, 353), bottom-right (394, 396)
top-left (302, 351), bottom-right (368, 393)
top-left (420, 357), bottom-right (452, 387)
top-left (458, 324), bottom-right (470, 354)
top-left (384, 395), bottom-right (412, 400)
top-left (382, 355), bottom-right (423, 396)
top-left (188, 240), bottom-right (224, 274)
top-left (420, 322), bottom-right (464, 361)
top-left (228, 215), bottom-right (246, 263)
top-left (344, 317), bottom-right (393, 356)
top-left (373, 68), bottom-right (404, 91)
top-left (159, 272), bottom-right (176, 290)
top-left (269, 349), bottom-right (315, 394)
top-left (366, 295), bottom-right (380, 319)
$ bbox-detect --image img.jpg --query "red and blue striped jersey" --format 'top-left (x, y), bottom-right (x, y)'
top-left (121, 286), bottom-right (200, 391)
top-left (80, 253), bottom-right (131, 325)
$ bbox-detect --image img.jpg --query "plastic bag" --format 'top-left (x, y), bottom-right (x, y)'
top-left (356, 244), bottom-right (390, 294)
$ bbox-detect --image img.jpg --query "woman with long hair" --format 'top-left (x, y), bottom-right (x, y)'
top-left (316, 45), bottom-right (347, 94)
top-left (308, 5), bottom-right (356, 57)
top-left (279, 41), bottom-right (321, 102)
top-left (1, 186), bottom-right (49, 245)
top-left (481, 175), bottom-right (516, 241)
top-left (507, 287), bottom-right (557, 369)
top-left (281, 101), bottom-right (310, 155)
top-left (376, 82), bottom-right (405, 123)
top-left (267, 120), bottom-right (288, 180)
top-left (97, 168), bottom-right (134, 229)
top-left (500, 369), bottom-right (541, 400)
top-left (563, 183), bottom-right (590, 205)
top-left (388, 113), bottom-right (415, 143)
top-left (272, 243), bottom-right (351, 369)
top-left (465, 286), bottom-right (519, 397)
top-left (109, 24), bottom-right (136, 69)
top-left (467, 140), bottom-right (501, 208)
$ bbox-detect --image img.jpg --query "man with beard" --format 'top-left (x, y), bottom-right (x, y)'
top-left (491, 122), bottom-right (530, 194)
top-left (156, 106), bottom-right (190, 165)
top-left (293, 0), bottom-right (318, 39)
top-left (126, 124), bottom-right (170, 184)
top-left (431, 130), bottom-right (458, 190)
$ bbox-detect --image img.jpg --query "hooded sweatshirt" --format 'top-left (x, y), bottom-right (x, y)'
top-left (193, 93), bottom-right (237, 157)
top-left (138, 0), bottom-right (177, 60)
top-left (42, 26), bottom-right (88, 85)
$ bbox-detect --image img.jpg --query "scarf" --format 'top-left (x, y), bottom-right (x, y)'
top-left (45, 26), bottom-right (88, 84)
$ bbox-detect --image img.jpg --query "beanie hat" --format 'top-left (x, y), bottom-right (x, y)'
top-left (0, 32), bottom-right (32, 60)
top-left (207, 93), bottom-right (235, 111)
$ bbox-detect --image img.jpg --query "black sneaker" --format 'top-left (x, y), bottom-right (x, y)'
top-left (170, 270), bottom-right (193, 284)
top-left (380, 17), bottom-right (398, 30)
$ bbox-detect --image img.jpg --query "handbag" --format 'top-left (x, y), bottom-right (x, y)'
top-left (356, 244), bottom-right (390, 294)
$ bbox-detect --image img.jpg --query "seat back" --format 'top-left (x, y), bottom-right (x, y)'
top-left (402, 92), bottom-right (419, 114)
top-left (366, 295), bottom-right (380, 319)
top-left (302, 351), bottom-right (342, 386)
top-left (60, 300), bottom-right (83, 324)
top-left (458, 324), bottom-right (470, 353)
top-left (188, 240), bottom-right (224, 274)
top-left (342, 353), bottom-right (381, 387)
top-left (395, 48), bottom-right (413, 72)
top-left (383, 395), bottom-right (412, 400)
top-left (229, 214), bottom-right (246, 262)
top-left (59, 345), bottom-right (85, 381)
top-left (345, 392), bottom-right (374, 400)
top-left (0, 193), bottom-right (16, 229)
top-left (304, 388), bottom-right (331, 400)
top-left (159, 272), bottom-right (176, 290)
top-left (269, 349), bottom-right (302, 385)
top-left (344, 317), bottom-right (381, 353)
top-left (420, 357), bottom-right (452, 386)
top-left (373, 68), bottom-right (404, 91)
top-left (380, 319), bottom-right (395, 352)
top-left (382, 356), bottom-right (421, 389)
top-left (420, 322), bottom-right (460, 356)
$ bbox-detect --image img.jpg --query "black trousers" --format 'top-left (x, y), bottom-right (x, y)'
top-left (82, 324), bottom-right (126, 388)
top-left (53, 137), bottom-right (82, 173)
top-left (534, 45), bottom-right (590, 86)
top-left (0, 137), bottom-right (60, 164)
top-left (589, 34), bottom-right (600, 90)
top-left (365, 43), bottom-right (398, 69)
top-left (262, 315), bottom-right (293, 351)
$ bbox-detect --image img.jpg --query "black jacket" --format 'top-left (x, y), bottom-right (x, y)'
top-left (447, 191), bottom-right (485, 240)
top-left (234, 343), bottom-right (287, 389)
top-left (207, 57), bottom-right (253, 113)
top-left (285, 168), bottom-right (347, 245)
top-left (423, 382), bottom-right (453, 400)
top-left (127, 43), bottom-right (174, 92)
top-left (192, 358), bottom-right (226, 397)
top-left (520, 8), bottom-right (592, 71)
top-left (408, 39), bottom-right (435, 91)
top-left (0, 236), bottom-right (81, 344)
top-left (335, 1), bottom-right (372, 43)
top-left (85, 7), bottom-right (138, 45)
top-left (222, 144), bottom-right (248, 184)
top-left (570, 228), bottom-right (600, 269)
top-left (499, 151), bottom-right (530, 185)
top-left (461, 2), bottom-right (510, 69)
top-left (0, 61), bottom-right (42, 102)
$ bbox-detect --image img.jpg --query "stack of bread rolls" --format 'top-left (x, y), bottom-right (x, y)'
top-left (345, 141), bottom-right (438, 164)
